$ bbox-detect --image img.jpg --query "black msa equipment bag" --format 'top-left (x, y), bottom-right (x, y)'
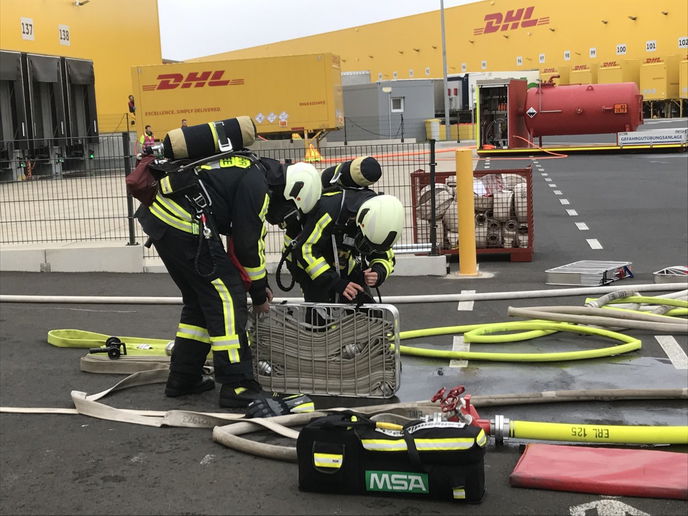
top-left (297, 412), bottom-right (487, 503)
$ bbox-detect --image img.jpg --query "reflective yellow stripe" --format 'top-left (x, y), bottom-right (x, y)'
top-left (207, 122), bottom-right (220, 152)
top-left (305, 256), bottom-right (328, 278)
top-left (313, 453), bottom-right (343, 469)
top-left (252, 194), bottom-right (269, 280)
top-left (154, 195), bottom-right (193, 222)
top-left (476, 429), bottom-right (487, 447)
top-left (452, 487), bottom-right (466, 499)
top-left (160, 176), bottom-right (173, 195)
top-left (176, 323), bottom-right (210, 343)
top-left (211, 279), bottom-right (240, 363)
top-left (150, 199), bottom-right (199, 234)
top-left (244, 266), bottom-right (266, 280)
top-left (302, 213), bottom-right (332, 278)
top-left (361, 439), bottom-right (407, 452)
top-left (370, 249), bottom-right (394, 277)
top-left (414, 437), bottom-right (476, 451)
top-left (290, 402), bottom-right (315, 413)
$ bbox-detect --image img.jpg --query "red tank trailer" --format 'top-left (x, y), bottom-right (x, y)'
top-left (523, 82), bottom-right (643, 137)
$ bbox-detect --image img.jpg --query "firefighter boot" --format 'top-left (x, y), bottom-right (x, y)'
top-left (219, 379), bottom-right (269, 408)
top-left (165, 373), bottom-right (215, 397)
top-left (165, 336), bottom-right (214, 397)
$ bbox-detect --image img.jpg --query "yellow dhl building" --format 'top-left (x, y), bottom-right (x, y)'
top-left (1, 0), bottom-right (686, 136)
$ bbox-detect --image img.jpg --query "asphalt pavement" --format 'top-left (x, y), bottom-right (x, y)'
top-left (1, 147), bottom-right (687, 515)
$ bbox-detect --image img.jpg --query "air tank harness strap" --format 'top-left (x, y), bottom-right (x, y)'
top-left (182, 177), bottom-right (222, 279)
top-left (276, 239), bottom-right (298, 292)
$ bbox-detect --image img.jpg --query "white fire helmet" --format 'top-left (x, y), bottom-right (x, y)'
top-left (355, 195), bottom-right (404, 253)
top-left (284, 162), bottom-right (322, 214)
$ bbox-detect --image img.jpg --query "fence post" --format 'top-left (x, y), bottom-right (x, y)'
top-left (343, 116), bottom-right (348, 145)
top-left (429, 139), bottom-right (438, 256)
top-left (122, 131), bottom-right (138, 246)
top-left (456, 148), bottom-right (477, 275)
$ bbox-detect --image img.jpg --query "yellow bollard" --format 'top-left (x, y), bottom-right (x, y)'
top-left (456, 149), bottom-right (478, 276)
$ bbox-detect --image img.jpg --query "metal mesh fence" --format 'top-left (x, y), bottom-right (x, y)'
top-left (0, 134), bottom-right (437, 259)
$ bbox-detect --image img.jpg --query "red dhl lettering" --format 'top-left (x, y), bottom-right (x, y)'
top-left (573, 65), bottom-right (590, 71)
top-left (602, 61), bottom-right (618, 67)
top-left (644, 57), bottom-right (663, 64)
top-left (473, 6), bottom-right (549, 35)
top-left (543, 68), bottom-right (557, 73)
top-left (145, 71), bottom-right (244, 90)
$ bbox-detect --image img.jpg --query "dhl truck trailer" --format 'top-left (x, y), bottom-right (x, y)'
top-left (131, 53), bottom-right (344, 138)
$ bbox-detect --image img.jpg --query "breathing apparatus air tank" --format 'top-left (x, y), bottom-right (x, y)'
top-left (162, 116), bottom-right (257, 160)
top-left (523, 82), bottom-right (643, 137)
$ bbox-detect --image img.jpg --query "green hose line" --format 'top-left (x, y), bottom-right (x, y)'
top-left (397, 321), bottom-right (641, 362)
top-left (463, 322), bottom-right (557, 343)
top-left (399, 324), bottom-right (485, 340)
top-left (399, 323), bottom-right (554, 342)
top-left (510, 420), bottom-right (688, 445)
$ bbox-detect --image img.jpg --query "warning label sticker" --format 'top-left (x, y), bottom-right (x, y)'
top-left (526, 107), bottom-right (537, 118)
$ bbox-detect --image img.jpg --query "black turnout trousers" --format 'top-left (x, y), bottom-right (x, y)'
top-left (153, 227), bottom-right (254, 386)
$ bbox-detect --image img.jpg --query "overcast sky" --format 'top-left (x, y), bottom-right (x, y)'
top-left (158, 0), bottom-right (476, 61)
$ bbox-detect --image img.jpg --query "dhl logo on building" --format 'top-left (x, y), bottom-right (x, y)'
top-left (474, 6), bottom-right (549, 35)
top-left (142, 71), bottom-right (244, 91)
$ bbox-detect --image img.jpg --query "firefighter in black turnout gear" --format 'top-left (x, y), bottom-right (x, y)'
top-left (289, 190), bottom-right (404, 305)
top-left (135, 117), bottom-right (276, 408)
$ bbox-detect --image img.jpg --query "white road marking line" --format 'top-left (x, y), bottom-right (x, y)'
top-left (457, 290), bottom-right (476, 311)
top-left (560, 198), bottom-right (570, 205)
top-left (449, 335), bottom-right (469, 368)
top-left (586, 238), bottom-right (603, 249)
top-left (541, 172), bottom-right (548, 176)
top-left (655, 336), bottom-right (688, 369)
top-left (544, 177), bottom-right (552, 182)
top-left (548, 184), bottom-right (557, 188)
top-left (566, 209), bottom-right (578, 216)
top-left (553, 190), bottom-right (563, 195)
top-left (575, 222), bottom-right (589, 230)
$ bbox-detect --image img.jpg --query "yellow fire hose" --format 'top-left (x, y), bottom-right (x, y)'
top-left (509, 420), bottom-right (688, 445)
top-left (398, 321), bottom-right (641, 362)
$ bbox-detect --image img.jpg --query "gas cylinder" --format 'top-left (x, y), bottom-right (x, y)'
top-left (523, 82), bottom-right (643, 137)
top-left (162, 116), bottom-right (256, 160)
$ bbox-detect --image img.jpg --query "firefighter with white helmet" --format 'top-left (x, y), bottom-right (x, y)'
top-left (288, 188), bottom-right (403, 306)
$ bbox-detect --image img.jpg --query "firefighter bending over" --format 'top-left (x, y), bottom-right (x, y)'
top-left (135, 121), bottom-right (276, 409)
top-left (288, 189), bottom-right (404, 305)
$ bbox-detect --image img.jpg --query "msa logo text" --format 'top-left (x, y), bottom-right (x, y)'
top-left (142, 71), bottom-right (244, 91)
top-left (365, 471), bottom-right (429, 494)
top-left (474, 6), bottom-right (549, 35)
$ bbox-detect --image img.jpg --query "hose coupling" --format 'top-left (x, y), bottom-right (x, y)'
top-left (492, 414), bottom-right (511, 446)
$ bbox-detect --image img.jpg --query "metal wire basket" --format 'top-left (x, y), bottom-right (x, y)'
top-left (248, 302), bottom-right (400, 398)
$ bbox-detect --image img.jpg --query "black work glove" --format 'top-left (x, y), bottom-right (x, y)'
top-left (245, 397), bottom-right (289, 418)
top-left (245, 394), bottom-right (314, 418)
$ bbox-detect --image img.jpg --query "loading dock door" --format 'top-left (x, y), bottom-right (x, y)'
top-left (62, 57), bottom-right (98, 142)
top-left (23, 53), bottom-right (66, 148)
top-left (0, 50), bottom-right (30, 147)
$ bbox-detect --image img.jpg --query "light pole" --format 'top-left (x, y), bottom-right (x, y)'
top-left (440, 0), bottom-right (450, 140)
top-left (382, 86), bottom-right (392, 139)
